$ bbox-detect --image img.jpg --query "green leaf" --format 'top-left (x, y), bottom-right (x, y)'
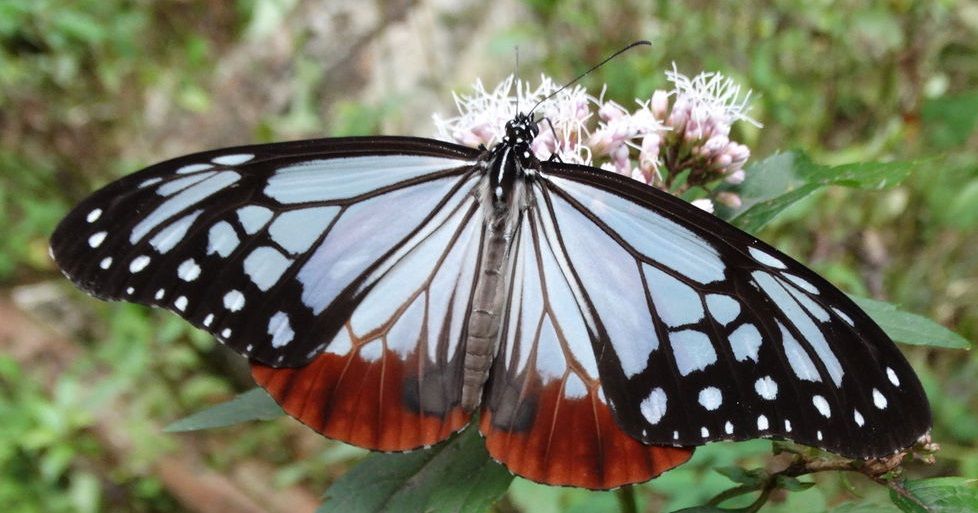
top-left (714, 466), bottom-right (765, 488)
top-left (890, 477), bottom-right (978, 513)
top-left (163, 388), bottom-right (283, 432)
top-left (320, 426), bottom-right (513, 513)
top-left (728, 152), bottom-right (924, 233)
top-left (851, 296), bottom-right (972, 349)
top-left (922, 91), bottom-right (978, 149)
top-left (773, 475), bottom-right (815, 492)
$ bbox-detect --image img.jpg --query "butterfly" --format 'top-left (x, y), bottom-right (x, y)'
top-left (50, 104), bottom-right (931, 490)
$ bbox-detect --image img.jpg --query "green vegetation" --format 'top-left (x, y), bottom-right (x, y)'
top-left (1, 1), bottom-right (975, 512)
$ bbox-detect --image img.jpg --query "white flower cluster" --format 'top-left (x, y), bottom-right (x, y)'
top-left (433, 66), bottom-right (759, 212)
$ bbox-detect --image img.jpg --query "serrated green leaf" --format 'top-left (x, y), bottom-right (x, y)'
top-left (163, 388), bottom-right (283, 432)
top-left (851, 296), bottom-right (972, 349)
top-left (728, 152), bottom-right (925, 233)
top-left (320, 426), bottom-right (512, 513)
top-left (890, 477), bottom-right (978, 513)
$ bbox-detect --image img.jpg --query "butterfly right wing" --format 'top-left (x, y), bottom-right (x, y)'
top-left (479, 206), bottom-right (693, 489)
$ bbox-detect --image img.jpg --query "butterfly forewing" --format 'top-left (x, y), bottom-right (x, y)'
top-left (534, 161), bottom-right (931, 458)
top-left (51, 137), bottom-right (481, 367)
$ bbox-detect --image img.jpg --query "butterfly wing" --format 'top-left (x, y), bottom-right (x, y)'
top-left (479, 205), bottom-right (693, 489)
top-left (50, 136), bottom-right (481, 367)
top-left (252, 175), bottom-right (485, 450)
top-left (517, 161), bottom-right (930, 459)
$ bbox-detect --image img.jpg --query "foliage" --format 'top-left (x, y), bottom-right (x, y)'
top-left (2, 0), bottom-right (977, 512)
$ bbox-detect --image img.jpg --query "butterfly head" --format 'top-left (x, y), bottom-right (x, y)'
top-left (503, 113), bottom-right (539, 149)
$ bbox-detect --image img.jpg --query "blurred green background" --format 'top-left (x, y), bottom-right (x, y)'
top-left (1, 1), bottom-right (976, 512)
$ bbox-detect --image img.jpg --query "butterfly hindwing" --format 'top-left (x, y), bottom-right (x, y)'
top-left (479, 206), bottom-right (693, 489)
top-left (50, 137), bottom-right (481, 367)
top-left (532, 161), bottom-right (931, 458)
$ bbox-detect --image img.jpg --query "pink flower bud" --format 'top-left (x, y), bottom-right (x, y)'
top-left (651, 90), bottom-right (669, 119)
top-left (725, 169), bottom-right (746, 184)
top-left (716, 191), bottom-right (742, 208)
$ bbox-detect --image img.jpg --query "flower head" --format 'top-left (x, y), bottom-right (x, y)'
top-left (433, 66), bottom-right (759, 213)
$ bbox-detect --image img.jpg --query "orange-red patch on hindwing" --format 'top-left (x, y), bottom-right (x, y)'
top-left (251, 348), bottom-right (470, 452)
top-left (479, 380), bottom-right (693, 489)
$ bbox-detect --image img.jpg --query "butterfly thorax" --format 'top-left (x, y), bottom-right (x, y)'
top-left (461, 113), bottom-right (540, 411)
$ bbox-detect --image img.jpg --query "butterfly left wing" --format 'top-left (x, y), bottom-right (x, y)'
top-left (519, 161), bottom-right (930, 460)
top-left (253, 179), bottom-right (485, 450)
top-left (51, 136), bottom-right (481, 366)
top-left (52, 136), bottom-right (491, 451)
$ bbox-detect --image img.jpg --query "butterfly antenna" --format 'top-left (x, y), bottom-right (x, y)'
top-left (515, 45), bottom-right (521, 114)
top-left (528, 40), bottom-right (651, 115)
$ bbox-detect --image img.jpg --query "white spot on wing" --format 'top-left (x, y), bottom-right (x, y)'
top-left (129, 255), bottom-right (151, 273)
top-left (748, 246), bottom-right (787, 269)
top-left (267, 206), bottom-right (341, 254)
top-left (784, 273), bottom-right (819, 294)
top-left (563, 374), bottom-right (588, 399)
top-left (754, 376), bottom-right (778, 400)
top-left (176, 163), bottom-right (213, 174)
top-left (174, 296), bottom-right (188, 311)
top-left (155, 288), bottom-right (165, 300)
top-left (785, 419), bottom-right (792, 432)
top-left (833, 307), bottom-right (855, 326)
top-left (886, 367), bottom-right (900, 387)
top-left (88, 231), bottom-right (107, 248)
top-left (817, 430), bottom-right (823, 441)
top-left (150, 210), bottom-right (203, 254)
top-left (700, 427), bottom-right (709, 438)
top-left (706, 294), bottom-right (740, 325)
top-left (757, 414), bottom-right (769, 431)
top-left (729, 323), bottom-right (762, 362)
top-left (223, 290), bottom-right (245, 312)
top-left (640, 387), bottom-right (667, 425)
top-left (157, 171), bottom-right (216, 196)
top-left (812, 395), bottom-right (831, 418)
top-left (207, 221), bottom-right (239, 257)
top-left (268, 311), bottom-right (294, 348)
top-left (646, 265), bottom-right (705, 327)
top-left (359, 340), bottom-right (383, 362)
top-left (872, 388), bottom-right (888, 410)
top-left (177, 258), bottom-right (201, 281)
top-left (724, 421), bottom-right (734, 435)
top-left (854, 409), bottom-right (865, 427)
top-left (99, 257), bottom-right (112, 269)
top-left (243, 246), bottom-right (292, 291)
top-left (203, 313), bottom-right (214, 327)
top-left (212, 153), bottom-right (255, 166)
top-left (670, 330), bottom-right (717, 375)
top-left (778, 321), bottom-right (821, 382)
top-left (221, 328), bottom-right (232, 338)
top-left (87, 209), bottom-right (102, 223)
top-left (698, 386), bottom-right (723, 410)
top-left (126, 287), bottom-right (134, 295)
top-left (236, 206), bottom-right (273, 235)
